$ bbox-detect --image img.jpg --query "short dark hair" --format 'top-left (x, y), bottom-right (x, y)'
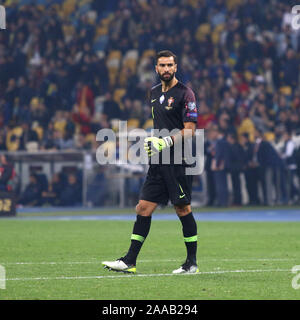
top-left (156, 50), bottom-right (177, 65)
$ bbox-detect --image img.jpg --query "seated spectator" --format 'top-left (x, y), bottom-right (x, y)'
top-left (6, 122), bottom-right (23, 151)
top-left (18, 174), bottom-right (41, 206)
top-left (197, 101), bottom-right (216, 129)
top-left (30, 101), bottom-right (49, 129)
top-left (249, 101), bottom-right (274, 133)
top-left (74, 133), bottom-right (92, 150)
top-left (18, 77), bottom-right (35, 109)
top-left (19, 123), bottom-right (39, 151)
top-left (102, 92), bottom-right (122, 122)
top-left (288, 111), bottom-right (300, 135)
top-left (72, 104), bottom-right (92, 135)
top-left (41, 122), bottom-right (57, 150)
top-left (131, 99), bottom-right (144, 120)
top-left (41, 173), bottom-right (64, 206)
top-left (0, 131), bottom-right (6, 150)
top-left (86, 166), bottom-right (108, 206)
top-left (75, 81), bottom-right (95, 116)
top-left (64, 111), bottom-right (75, 138)
top-left (121, 97), bottom-right (133, 121)
top-left (60, 173), bottom-right (82, 206)
top-left (0, 154), bottom-right (15, 192)
top-left (33, 168), bottom-right (48, 194)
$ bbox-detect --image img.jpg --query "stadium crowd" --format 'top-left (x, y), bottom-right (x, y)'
top-left (1, 0), bottom-right (300, 207)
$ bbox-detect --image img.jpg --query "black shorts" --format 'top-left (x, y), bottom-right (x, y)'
top-left (140, 164), bottom-right (193, 206)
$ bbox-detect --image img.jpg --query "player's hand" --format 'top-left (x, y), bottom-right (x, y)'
top-left (144, 136), bottom-right (173, 156)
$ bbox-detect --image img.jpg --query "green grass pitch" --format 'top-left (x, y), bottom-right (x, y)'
top-left (0, 218), bottom-right (300, 300)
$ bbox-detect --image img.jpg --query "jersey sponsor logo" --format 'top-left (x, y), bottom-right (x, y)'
top-left (159, 95), bottom-right (165, 104)
top-left (165, 97), bottom-right (174, 110)
top-left (187, 112), bottom-right (197, 118)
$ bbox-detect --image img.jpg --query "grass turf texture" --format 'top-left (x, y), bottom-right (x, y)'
top-left (0, 219), bottom-right (300, 300)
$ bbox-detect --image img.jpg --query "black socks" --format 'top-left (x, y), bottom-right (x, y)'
top-left (123, 215), bottom-right (152, 265)
top-left (123, 212), bottom-right (197, 266)
top-left (179, 212), bottom-right (197, 264)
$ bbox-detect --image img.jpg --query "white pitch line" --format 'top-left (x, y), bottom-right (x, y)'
top-left (1, 258), bottom-right (298, 266)
top-left (6, 269), bottom-right (290, 282)
top-left (2, 261), bottom-right (97, 265)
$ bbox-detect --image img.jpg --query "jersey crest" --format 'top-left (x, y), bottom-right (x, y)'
top-left (165, 97), bottom-right (174, 110)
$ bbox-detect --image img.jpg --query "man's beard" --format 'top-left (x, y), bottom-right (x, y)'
top-left (159, 72), bottom-right (175, 83)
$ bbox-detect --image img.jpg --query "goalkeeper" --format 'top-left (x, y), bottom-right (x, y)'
top-left (102, 50), bottom-right (199, 274)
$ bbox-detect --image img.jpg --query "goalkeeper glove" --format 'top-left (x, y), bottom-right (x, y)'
top-left (144, 136), bottom-right (173, 156)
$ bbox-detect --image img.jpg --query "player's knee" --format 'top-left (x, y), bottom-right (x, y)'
top-left (174, 205), bottom-right (191, 217)
top-left (135, 202), bottom-right (152, 217)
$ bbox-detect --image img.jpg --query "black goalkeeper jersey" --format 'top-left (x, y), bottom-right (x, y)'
top-left (149, 81), bottom-right (198, 165)
top-left (150, 81), bottom-right (198, 130)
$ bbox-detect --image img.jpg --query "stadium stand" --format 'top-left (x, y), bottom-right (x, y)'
top-left (1, 0), bottom-right (300, 207)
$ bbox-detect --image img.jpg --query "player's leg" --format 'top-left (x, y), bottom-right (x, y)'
top-left (161, 165), bottom-right (198, 274)
top-left (102, 200), bottom-right (157, 273)
top-left (172, 204), bottom-right (198, 274)
top-left (102, 165), bottom-right (168, 273)
top-left (122, 200), bottom-right (157, 265)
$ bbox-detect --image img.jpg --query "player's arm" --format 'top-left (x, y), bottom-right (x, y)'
top-left (171, 121), bottom-right (196, 144)
top-left (171, 87), bottom-right (197, 144)
top-left (144, 122), bottom-right (196, 156)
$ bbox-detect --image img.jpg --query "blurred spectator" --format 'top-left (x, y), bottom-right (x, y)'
top-left (60, 173), bottom-right (82, 206)
top-left (197, 101), bottom-right (216, 129)
top-left (102, 92), bottom-right (122, 122)
top-left (41, 121), bottom-right (56, 150)
top-left (75, 81), bottom-right (95, 116)
top-left (86, 166), bottom-right (108, 206)
top-left (280, 130), bottom-right (298, 203)
top-left (255, 129), bottom-right (287, 205)
top-left (41, 173), bottom-right (64, 206)
top-left (0, 131), bottom-right (7, 151)
top-left (17, 77), bottom-right (34, 108)
top-left (204, 124), bottom-right (218, 206)
top-left (72, 104), bottom-right (92, 135)
top-left (249, 100), bottom-right (274, 134)
top-left (281, 49), bottom-right (299, 89)
top-left (30, 101), bottom-right (49, 129)
top-left (240, 133), bottom-right (260, 205)
top-left (18, 174), bottom-right (41, 206)
top-left (227, 133), bottom-right (245, 206)
top-left (121, 97), bottom-right (134, 120)
top-left (0, 154), bottom-right (15, 192)
top-left (211, 128), bottom-right (230, 207)
top-left (19, 122), bottom-right (39, 151)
